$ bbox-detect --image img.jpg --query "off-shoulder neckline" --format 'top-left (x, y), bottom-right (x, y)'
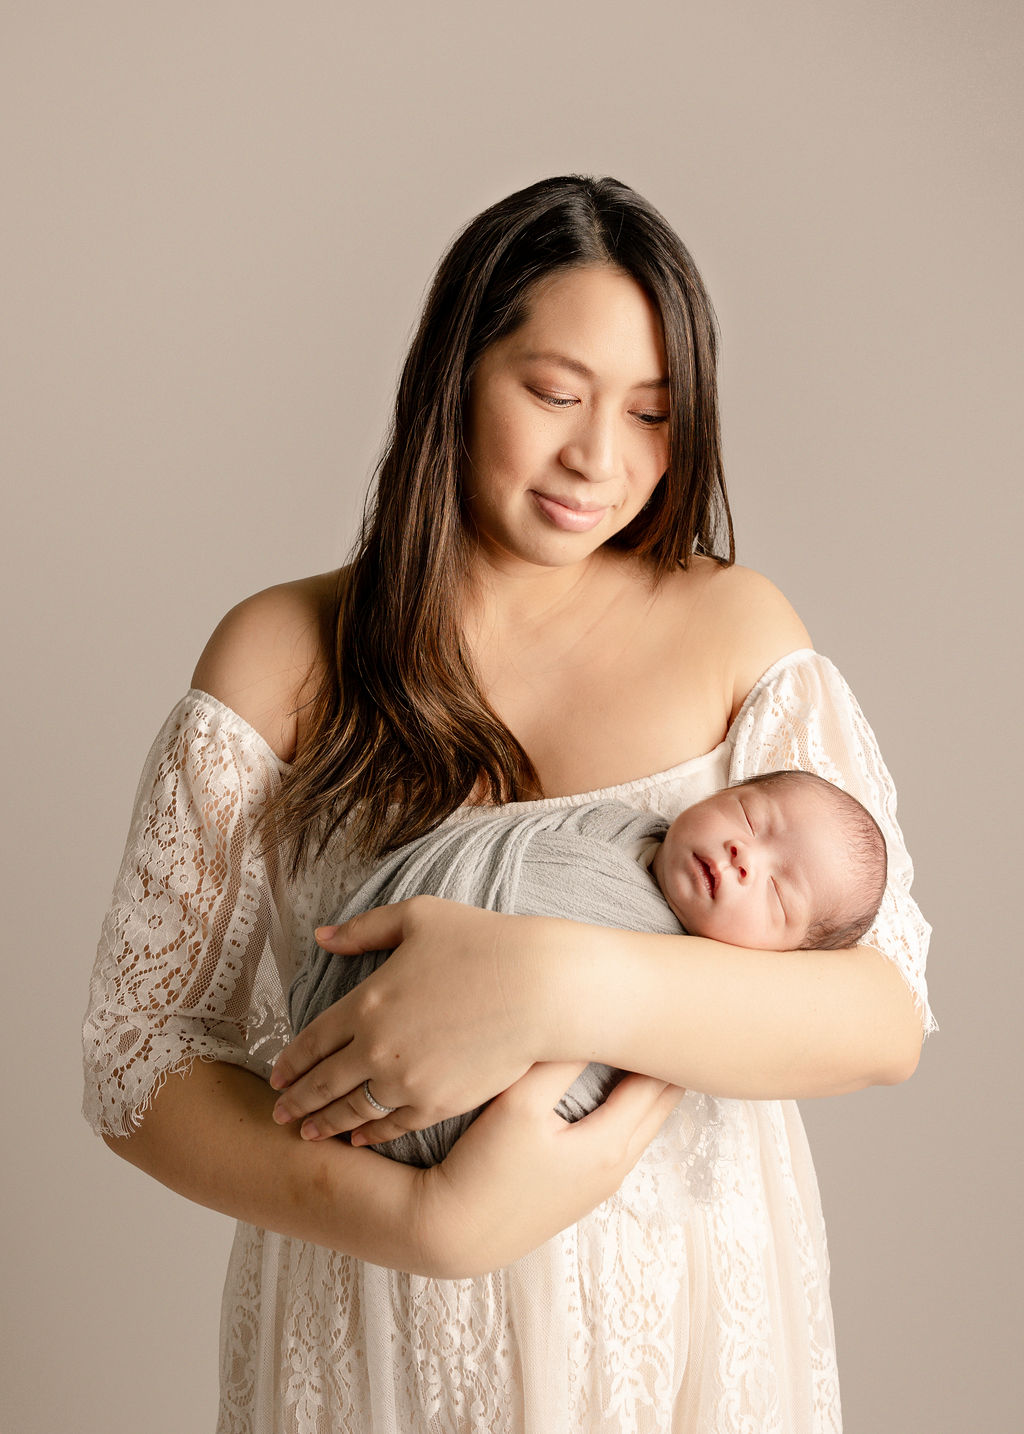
top-left (185, 646), bottom-right (825, 805)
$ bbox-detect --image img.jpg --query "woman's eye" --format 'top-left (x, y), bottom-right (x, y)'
top-left (634, 411), bottom-right (670, 427)
top-left (531, 389), bottom-right (577, 408)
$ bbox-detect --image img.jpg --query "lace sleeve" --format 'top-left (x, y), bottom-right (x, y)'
top-left (82, 692), bottom-right (295, 1138)
top-left (728, 650), bottom-right (936, 1034)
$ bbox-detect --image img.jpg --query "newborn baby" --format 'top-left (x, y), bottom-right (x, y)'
top-left (290, 769), bottom-right (886, 1166)
top-left (648, 767), bottom-right (885, 952)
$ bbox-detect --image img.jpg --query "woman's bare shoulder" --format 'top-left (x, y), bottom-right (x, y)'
top-left (669, 560), bottom-right (812, 717)
top-left (191, 569), bottom-right (343, 761)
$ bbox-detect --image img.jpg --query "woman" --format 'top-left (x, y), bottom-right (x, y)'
top-left (83, 176), bottom-right (932, 1432)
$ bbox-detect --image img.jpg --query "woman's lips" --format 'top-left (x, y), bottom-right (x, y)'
top-left (532, 492), bottom-right (608, 532)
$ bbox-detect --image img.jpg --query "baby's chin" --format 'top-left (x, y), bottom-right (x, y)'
top-left (676, 908), bottom-right (776, 949)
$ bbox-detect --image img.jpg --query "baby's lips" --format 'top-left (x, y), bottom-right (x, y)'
top-left (694, 854), bottom-right (716, 898)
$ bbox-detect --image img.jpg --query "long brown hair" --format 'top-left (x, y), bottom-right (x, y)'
top-left (265, 176), bottom-right (734, 870)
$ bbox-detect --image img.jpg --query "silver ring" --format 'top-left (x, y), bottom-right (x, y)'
top-left (362, 1079), bottom-right (397, 1115)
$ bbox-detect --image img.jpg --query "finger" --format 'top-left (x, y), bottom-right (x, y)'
top-left (271, 1049), bottom-right (367, 1125)
top-left (351, 1065), bottom-right (585, 1145)
top-left (595, 1071), bottom-right (683, 1118)
top-left (293, 1070), bottom-right (406, 1139)
top-left (269, 1008), bottom-right (356, 1090)
top-left (349, 1114), bottom-right (414, 1147)
top-left (624, 1083), bottom-right (686, 1154)
top-left (298, 1090), bottom-right (410, 1142)
top-left (312, 900), bottom-right (419, 955)
top-left (579, 1073), bottom-right (684, 1146)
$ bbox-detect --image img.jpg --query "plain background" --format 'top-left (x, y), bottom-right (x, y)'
top-left (3, 3), bottom-right (1021, 1430)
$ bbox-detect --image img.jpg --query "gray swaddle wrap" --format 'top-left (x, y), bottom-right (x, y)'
top-left (289, 798), bottom-right (684, 1167)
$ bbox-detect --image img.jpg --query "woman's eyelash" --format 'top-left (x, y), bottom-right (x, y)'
top-left (530, 389), bottom-right (669, 426)
top-left (533, 390), bottom-right (577, 407)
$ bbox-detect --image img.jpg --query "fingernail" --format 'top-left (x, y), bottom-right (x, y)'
top-left (315, 925), bottom-right (339, 940)
top-left (301, 1120), bottom-right (321, 1140)
top-left (272, 1103), bottom-right (293, 1124)
top-left (350, 1131), bottom-right (366, 1147)
top-left (269, 1070), bottom-right (285, 1090)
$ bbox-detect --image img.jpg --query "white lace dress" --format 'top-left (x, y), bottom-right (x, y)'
top-left (82, 648), bottom-right (934, 1434)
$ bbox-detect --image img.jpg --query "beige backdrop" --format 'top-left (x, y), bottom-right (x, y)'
top-left (3, 3), bottom-right (1021, 1430)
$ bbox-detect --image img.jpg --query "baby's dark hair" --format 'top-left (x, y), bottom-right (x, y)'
top-left (737, 769), bottom-right (888, 950)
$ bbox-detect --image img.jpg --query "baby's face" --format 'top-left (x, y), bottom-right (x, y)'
top-left (651, 780), bottom-right (850, 950)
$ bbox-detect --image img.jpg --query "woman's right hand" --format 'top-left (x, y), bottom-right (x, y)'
top-left (419, 1062), bottom-right (684, 1279)
top-left (271, 899), bottom-right (562, 1141)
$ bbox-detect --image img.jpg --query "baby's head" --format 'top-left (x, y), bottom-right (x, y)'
top-left (651, 770), bottom-right (887, 951)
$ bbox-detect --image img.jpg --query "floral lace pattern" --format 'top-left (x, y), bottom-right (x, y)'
top-left (83, 650), bottom-right (931, 1432)
top-left (727, 653), bottom-right (933, 1031)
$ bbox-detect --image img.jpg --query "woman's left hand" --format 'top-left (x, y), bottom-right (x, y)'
top-left (270, 896), bottom-right (565, 1143)
top-left (420, 1061), bottom-right (685, 1278)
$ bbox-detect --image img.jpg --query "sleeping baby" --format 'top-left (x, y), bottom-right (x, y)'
top-left (289, 768), bottom-right (886, 1166)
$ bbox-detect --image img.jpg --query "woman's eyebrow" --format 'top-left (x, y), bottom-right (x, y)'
top-left (519, 349), bottom-right (669, 390)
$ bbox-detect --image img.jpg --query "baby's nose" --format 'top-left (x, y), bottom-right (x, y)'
top-left (728, 841), bottom-right (750, 880)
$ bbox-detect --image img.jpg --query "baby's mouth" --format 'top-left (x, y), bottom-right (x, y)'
top-left (695, 856), bottom-right (717, 898)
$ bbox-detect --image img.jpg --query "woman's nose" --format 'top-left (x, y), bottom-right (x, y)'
top-left (560, 412), bottom-right (621, 483)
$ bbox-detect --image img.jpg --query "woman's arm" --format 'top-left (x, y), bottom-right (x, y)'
top-left (105, 1059), bottom-right (436, 1270)
top-left (269, 899), bottom-right (919, 1148)
top-left (90, 580), bottom-right (681, 1274)
top-left (542, 919), bottom-right (924, 1097)
top-left (104, 1054), bottom-right (682, 1279)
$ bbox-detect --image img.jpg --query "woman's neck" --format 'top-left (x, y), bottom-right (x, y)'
top-left (462, 547), bottom-right (653, 652)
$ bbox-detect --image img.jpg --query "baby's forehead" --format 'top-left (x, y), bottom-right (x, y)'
top-left (735, 774), bottom-right (835, 817)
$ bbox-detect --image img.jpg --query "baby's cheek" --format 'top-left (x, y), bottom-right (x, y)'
top-left (664, 887), bottom-right (701, 936)
top-left (678, 905), bottom-right (722, 942)
top-left (696, 904), bottom-right (757, 948)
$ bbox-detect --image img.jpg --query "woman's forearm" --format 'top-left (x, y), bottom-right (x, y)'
top-left (275, 901), bottom-right (922, 1146)
top-left (103, 1060), bottom-right (445, 1274)
top-left (537, 921), bottom-right (924, 1098)
top-left (102, 1056), bottom-right (682, 1280)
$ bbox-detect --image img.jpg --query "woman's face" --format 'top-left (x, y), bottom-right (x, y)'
top-left (463, 265), bottom-right (670, 573)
